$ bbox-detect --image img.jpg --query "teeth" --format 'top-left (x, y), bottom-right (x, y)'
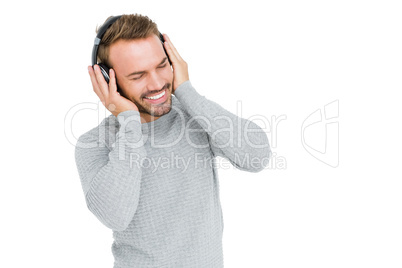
top-left (145, 90), bottom-right (165, 100)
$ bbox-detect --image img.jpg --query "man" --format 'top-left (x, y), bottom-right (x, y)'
top-left (75, 14), bottom-right (271, 268)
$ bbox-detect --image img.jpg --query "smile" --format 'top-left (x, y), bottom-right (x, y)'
top-left (144, 90), bottom-right (166, 100)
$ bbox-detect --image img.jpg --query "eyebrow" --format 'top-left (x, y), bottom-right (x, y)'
top-left (126, 57), bottom-right (168, 77)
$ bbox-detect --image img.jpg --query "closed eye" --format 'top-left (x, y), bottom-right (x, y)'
top-left (129, 58), bottom-right (168, 80)
top-left (131, 75), bottom-right (143, 80)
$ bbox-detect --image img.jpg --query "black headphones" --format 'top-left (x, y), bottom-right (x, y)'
top-left (91, 15), bottom-right (170, 88)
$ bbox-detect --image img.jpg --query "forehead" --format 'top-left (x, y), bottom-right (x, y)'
top-left (108, 35), bottom-right (165, 73)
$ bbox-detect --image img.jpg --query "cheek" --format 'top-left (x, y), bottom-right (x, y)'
top-left (119, 80), bottom-right (144, 99)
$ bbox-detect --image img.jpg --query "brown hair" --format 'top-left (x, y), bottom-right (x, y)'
top-left (96, 14), bottom-right (160, 66)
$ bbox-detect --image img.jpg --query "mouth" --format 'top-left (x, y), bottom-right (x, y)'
top-left (143, 89), bottom-right (168, 104)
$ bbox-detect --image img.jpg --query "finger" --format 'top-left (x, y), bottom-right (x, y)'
top-left (109, 68), bottom-right (118, 94)
top-left (163, 34), bottom-right (183, 61)
top-left (93, 64), bottom-right (109, 98)
top-left (166, 35), bottom-right (183, 61)
top-left (88, 66), bottom-right (105, 101)
top-left (164, 41), bottom-right (181, 73)
top-left (163, 38), bottom-right (175, 61)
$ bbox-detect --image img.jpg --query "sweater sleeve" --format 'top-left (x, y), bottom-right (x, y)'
top-left (74, 110), bottom-right (146, 231)
top-left (173, 81), bottom-right (271, 172)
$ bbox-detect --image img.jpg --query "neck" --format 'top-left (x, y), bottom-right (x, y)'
top-left (139, 112), bottom-right (161, 124)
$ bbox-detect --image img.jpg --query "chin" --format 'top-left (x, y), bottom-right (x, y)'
top-left (141, 93), bottom-right (172, 117)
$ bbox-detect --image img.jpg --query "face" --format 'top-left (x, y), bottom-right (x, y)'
top-left (108, 35), bottom-right (173, 122)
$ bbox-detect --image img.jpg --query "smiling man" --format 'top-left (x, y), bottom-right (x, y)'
top-left (75, 14), bottom-right (271, 268)
top-left (107, 35), bottom-right (174, 120)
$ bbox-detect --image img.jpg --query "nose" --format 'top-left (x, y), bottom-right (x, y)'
top-left (147, 71), bottom-right (165, 92)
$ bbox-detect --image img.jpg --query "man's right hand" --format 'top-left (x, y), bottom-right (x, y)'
top-left (88, 65), bottom-right (139, 117)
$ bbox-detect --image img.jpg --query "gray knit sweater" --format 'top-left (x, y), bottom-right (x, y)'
top-left (75, 81), bottom-right (271, 267)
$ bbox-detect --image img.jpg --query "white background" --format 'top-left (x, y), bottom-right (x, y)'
top-left (1, 0), bottom-right (401, 267)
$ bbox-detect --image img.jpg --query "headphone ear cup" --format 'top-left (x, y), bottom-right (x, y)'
top-left (159, 32), bottom-right (172, 66)
top-left (98, 63), bottom-right (111, 83)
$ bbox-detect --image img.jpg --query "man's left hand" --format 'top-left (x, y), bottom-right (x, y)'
top-left (163, 34), bottom-right (189, 94)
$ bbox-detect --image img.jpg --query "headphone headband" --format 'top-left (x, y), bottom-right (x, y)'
top-left (91, 15), bottom-right (122, 66)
